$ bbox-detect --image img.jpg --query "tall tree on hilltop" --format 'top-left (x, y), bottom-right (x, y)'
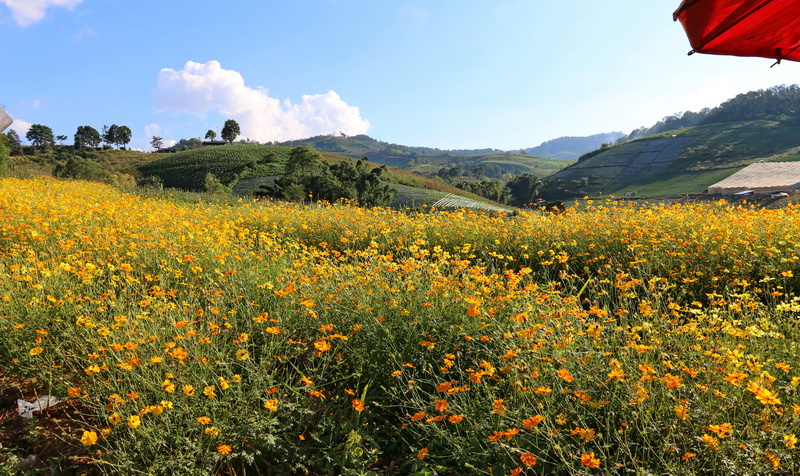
top-left (205, 129), bottom-right (217, 141)
top-left (26, 124), bottom-right (55, 150)
top-left (74, 125), bottom-right (101, 149)
top-left (116, 125), bottom-right (132, 149)
top-left (104, 124), bottom-right (132, 149)
top-left (221, 119), bottom-right (240, 144)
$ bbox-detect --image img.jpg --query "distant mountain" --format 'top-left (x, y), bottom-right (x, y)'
top-left (276, 134), bottom-right (503, 167)
top-left (523, 132), bottom-right (624, 160)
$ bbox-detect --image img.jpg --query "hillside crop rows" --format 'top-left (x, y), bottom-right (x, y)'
top-left (138, 145), bottom-right (289, 190)
top-left (2, 178), bottom-right (800, 474)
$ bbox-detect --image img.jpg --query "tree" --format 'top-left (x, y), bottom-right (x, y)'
top-left (104, 124), bottom-right (132, 149)
top-left (205, 130), bottom-right (217, 141)
top-left (104, 124), bottom-right (118, 148)
top-left (116, 125), bottom-right (132, 149)
top-left (74, 125), bottom-right (102, 149)
top-left (505, 174), bottom-right (542, 207)
top-left (0, 134), bottom-right (10, 174)
top-left (101, 125), bottom-right (110, 148)
top-left (26, 124), bottom-right (55, 149)
top-left (285, 146), bottom-right (324, 176)
top-left (5, 130), bottom-right (21, 154)
top-left (56, 135), bottom-right (68, 146)
top-left (221, 119), bottom-right (240, 144)
top-left (150, 136), bottom-right (164, 151)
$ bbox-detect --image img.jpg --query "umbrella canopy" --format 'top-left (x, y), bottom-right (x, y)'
top-left (0, 108), bottom-right (11, 133)
top-left (674, 0), bottom-right (800, 63)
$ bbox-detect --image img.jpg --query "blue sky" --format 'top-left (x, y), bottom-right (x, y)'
top-left (3, 1), bottom-right (800, 151)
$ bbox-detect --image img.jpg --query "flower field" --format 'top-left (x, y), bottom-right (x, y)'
top-left (3, 176), bottom-right (800, 474)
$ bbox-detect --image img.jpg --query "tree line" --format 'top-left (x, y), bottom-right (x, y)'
top-left (622, 84), bottom-right (800, 142)
top-left (255, 146), bottom-right (396, 207)
top-left (8, 123), bottom-right (133, 151)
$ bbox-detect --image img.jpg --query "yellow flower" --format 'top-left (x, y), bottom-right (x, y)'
top-left (161, 379), bottom-right (175, 393)
top-left (264, 399), bottom-right (279, 412)
top-left (235, 349), bottom-right (249, 361)
top-left (197, 416), bottom-right (212, 425)
top-left (700, 433), bottom-right (719, 451)
top-left (183, 385), bottom-right (195, 396)
top-left (708, 423), bottom-right (733, 438)
top-left (203, 385), bottom-right (216, 399)
top-left (674, 404), bottom-right (689, 420)
top-left (29, 347), bottom-right (44, 356)
top-left (785, 434), bottom-right (798, 449)
top-left (108, 413), bottom-right (122, 426)
top-left (127, 415), bottom-right (141, 429)
top-left (80, 430), bottom-right (98, 446)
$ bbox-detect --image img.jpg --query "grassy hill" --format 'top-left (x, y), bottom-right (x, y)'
top-left (544, 117), bottom-right (800, 198)
top-left (277, 134), bottom-right (573, 177)
top-left (138, 143), bottom-right (503, 209)
top-left (405, 152), bottom-right (574, 178)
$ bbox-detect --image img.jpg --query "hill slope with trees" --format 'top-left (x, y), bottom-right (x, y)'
top-left (540, 85), bottom-right (800, 199)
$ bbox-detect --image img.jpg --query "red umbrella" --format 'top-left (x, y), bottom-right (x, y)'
top-left (674, 0), bottom-right (800, 64)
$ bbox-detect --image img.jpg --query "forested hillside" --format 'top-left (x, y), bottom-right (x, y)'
top-left (623, 84), bottom-right (800, 141)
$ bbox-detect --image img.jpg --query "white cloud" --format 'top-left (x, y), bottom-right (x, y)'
top-left (153, 60), bottom-right (370, 143)
top-left (21, 99), bottom-right (42, 109)
top-left (9, 119), bottom-right (31, 137)
top-left (144, 123), bottom-right (162, 139)
top-left (1, 0), bottom-right (84, 27)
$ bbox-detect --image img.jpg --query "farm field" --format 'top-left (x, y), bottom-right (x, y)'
top-left (3, 177), bottom-right (800, 474)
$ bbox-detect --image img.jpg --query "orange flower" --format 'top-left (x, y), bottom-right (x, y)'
top-left (217, 444), bottom-right (232, 455)
top-left (313, 340), bottom-right (331, 352)
top-left (492, 398), bottom-right (507, 414)
top-left (417, 448), bottom-right (428, 459)
top-left (580, 452), bottom-right (601, 468)
top-left (662, 374), bottom-right (683, 389)
top-left (556, 368), bottom-right (575, 382)
top-left (352, 399), bottom-right (365, 412)
top-left (523, 415), bottom-right (544, 429)
top-left (411, 411), bottom-right (426, 421)
top-left (196, 416), bottom-right (211, 425)
top-left (570, 427), bottom-right (597, 442)
top-left (520, 452), bottom-right (537, 466)
top-left (448, 414), bottom-right (464, 423)
top-left (433, 399), bottom-right (448, 412)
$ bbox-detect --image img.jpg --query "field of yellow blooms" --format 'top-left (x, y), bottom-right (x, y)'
top-left (3, 176), bottom-right (800, 474)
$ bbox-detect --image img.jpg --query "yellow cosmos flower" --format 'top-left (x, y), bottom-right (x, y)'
top-left (80, 430), bottom-right (98, 446)
top-left (127, 415), bottom-right (141, 429)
